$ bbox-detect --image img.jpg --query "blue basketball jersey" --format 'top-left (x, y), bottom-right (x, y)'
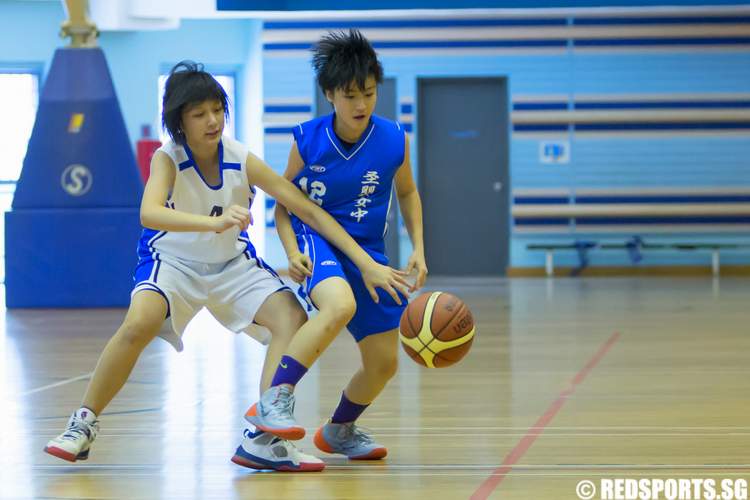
top-left (290, 113), bottom-right (406, 251)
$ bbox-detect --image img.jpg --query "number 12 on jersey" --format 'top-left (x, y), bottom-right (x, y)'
top-left (299, 177), bottom-right (326, 206)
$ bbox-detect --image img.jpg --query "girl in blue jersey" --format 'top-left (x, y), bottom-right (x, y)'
top-left (44, 61), bottom-right (409, 472)
top-left (246, 30), bottom-right (428, 460)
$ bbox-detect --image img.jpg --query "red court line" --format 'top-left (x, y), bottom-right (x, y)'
top-left (470, 331), bottom-right (621, 500)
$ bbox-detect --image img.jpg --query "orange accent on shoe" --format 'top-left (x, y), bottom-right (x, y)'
top-left (252, 425), bottom-right (305, 441)
top-left (44, 446), bottom-right (78, 463)
top-left (230, 454), bottom-right (324, 472)
top-left (313, 426), bottom-right (334, 453)
top-left (244, 403), bottom-right (258, 418)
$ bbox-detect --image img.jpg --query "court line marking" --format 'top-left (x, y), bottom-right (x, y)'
top-left (17, 352), bottom-right (168, 397)
top-left (22, 471), bottom-right (750, 479)
top-left (24, 463), bottom-right (750, 471)
top-left (470, 331), bottom-right (621, 500)
top-left (21, 430), bottom-right (750, 438)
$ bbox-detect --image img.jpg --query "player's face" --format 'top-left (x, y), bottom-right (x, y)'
top-left (326, 76), bottom-right (377, 137)
top-left (180, 99), bottom-right (224, 148)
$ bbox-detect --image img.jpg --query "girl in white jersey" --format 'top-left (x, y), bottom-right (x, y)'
top-left (44, 61), bottom-right (409, 472)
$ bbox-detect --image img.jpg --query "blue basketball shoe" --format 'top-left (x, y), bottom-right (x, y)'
top-left (244, 385), bottom-right (305, 440)
top-left (314, 420), bottom-right (387, 460)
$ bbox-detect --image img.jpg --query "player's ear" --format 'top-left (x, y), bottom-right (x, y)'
top-left (324, 89), bottom-right (334, 104)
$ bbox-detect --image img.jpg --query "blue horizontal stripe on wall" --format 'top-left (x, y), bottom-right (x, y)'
top-left (514, 196), bottom-right (570, 204)
top-left (574, 122), bottom-right (750, 131)
top-left (224, 0), bottom-right (750, 10)
top-left (574, 37), bottom-right (750, 46)
top-left (575, 216), bottom-right (750, 224)
top-left (513, 102), bottom-right (568, 110)
top-left (401, 103), bottom-right (413, 114)
top-left (572, 16), bottom-right (750, 25)
top-left (513, 218), bottom-right (570, 225)
top-left (265, 39), bottom-right (568, 50)
top-left (264, 104), bottom-right (312, 113)
top-left (513, 124), bottom-right (569, 131)
top-left (265, 127), bottom-right (295, 134)
top-left (575, 195), bottom-right (750, 204)
top-left (402, 123), bottom-right (413, 133)
top-left (264, 18), bottom-right (567, 29)
top-left (574, 101), bottom-right (750, 110)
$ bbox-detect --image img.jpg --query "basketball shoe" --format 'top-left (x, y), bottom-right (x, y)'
top-left (314, 420), bottom-right (387, 459)
top-left (245, 385), bottom-right (305, 440)
top-left (231, 429), bottom-right (324, 472)
top-left (44, 407), bottom-right (99, 462)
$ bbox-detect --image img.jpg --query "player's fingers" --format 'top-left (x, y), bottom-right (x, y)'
top-left (392, 268), bottom-right (408, 277)
top-left (293, 262), bottom-right (311, 277)
top-left (404, 260), bottom-right (416, 275)
top-left (365, 283), bottom-right (379, 303)
top-left (391, 271), bottom-right (411, 289)
top-left (391, 279), bottom-right (410, 299)
top-left (383, 283), bottom-right (403, 306)
top-left (416, 269), bottom-right (428, 289)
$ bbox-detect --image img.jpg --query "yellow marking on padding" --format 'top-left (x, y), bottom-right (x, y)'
top-left (68, 113), bottom-right (85, 133)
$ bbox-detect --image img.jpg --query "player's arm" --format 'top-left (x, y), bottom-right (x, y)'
top-left (394, 134), bottom-right (428, 291)
top-left (140, 150), bottom-right (249, 233)
top-left (246, 151), bottom-right (409, 304)
top-left (275, 142), bottom-right (313, 283)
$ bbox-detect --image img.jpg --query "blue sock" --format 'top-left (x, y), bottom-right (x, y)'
top-left (331, 392), bottom-right (369, 424)
top-left (270, 355), bottom-right (308, 388)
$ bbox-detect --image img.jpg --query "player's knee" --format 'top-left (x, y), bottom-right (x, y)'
top-left (322, 296), bottom-right (356, 326)
top-left (117, 317), bottom-right (159, 347)
top-left (366, 355), bottom-right (399, 381)
top-left (288, 303), bottom-right (307, 330)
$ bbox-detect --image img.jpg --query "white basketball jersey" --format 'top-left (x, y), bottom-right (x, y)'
top-left (137, 137), bottom-right (255, 264)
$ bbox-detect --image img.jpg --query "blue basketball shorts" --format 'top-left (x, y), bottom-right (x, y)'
top-left (296, 228), bottom-right (407, 342)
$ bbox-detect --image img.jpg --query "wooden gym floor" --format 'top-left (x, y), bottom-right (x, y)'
top-left (1, 276), bottom-right (748, 499)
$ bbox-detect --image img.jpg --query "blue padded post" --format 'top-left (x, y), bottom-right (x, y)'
top-left (5, 47), bottom-right (143, 307)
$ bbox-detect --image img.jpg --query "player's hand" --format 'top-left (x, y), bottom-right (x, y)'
top-left (404, 250), bottom-right (428, 292)
top-left (287, 251), bottom-right (312, 283)
top-left (361, 261), bottom-right (410, 305)
top-left (213, 205), bottom-right (252, 232)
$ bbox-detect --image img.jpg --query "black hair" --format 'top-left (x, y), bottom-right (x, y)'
top-left (312, 29), bottom-right (383, 93)
top-left (161, 61), bottom-right (229, 145)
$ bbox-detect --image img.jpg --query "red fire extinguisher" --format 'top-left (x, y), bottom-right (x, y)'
top-left (136, 124), bottom-right (161, 183)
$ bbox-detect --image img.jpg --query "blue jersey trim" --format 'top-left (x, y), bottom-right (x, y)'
top-left (180, 140), bottom-right (241, 190)
top-left (324, 114), bottom-right (376, 161)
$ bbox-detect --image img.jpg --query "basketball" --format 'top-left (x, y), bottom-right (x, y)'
top-left (399, 291), bottom-right (475, 368)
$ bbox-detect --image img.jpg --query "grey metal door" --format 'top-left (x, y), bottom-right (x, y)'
top-left (417, 78), bottom-right (509, 276)
top-left (315, 78), bottom-right (401, 267)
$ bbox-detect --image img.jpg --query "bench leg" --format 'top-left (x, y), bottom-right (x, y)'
top-left (712, 250), bottom-right (720, 277)
top-left (545, 251), bottom-right (554, 277)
